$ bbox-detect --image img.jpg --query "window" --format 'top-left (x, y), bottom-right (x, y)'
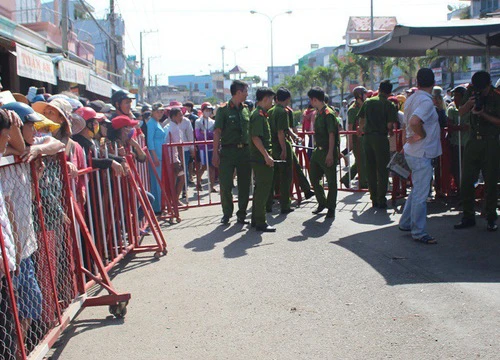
top-left (205, 83), bottom-right (209, 89)
top-left (481, 0), bottom-right (497, 12)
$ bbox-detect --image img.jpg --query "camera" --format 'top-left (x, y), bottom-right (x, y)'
top-left (474, 91), bottom-right (484, 111)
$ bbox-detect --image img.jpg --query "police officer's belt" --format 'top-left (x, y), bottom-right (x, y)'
top-left (475, 134), bottom-right (499, 140)
top-left (222, 143), bottom-right (248, 148)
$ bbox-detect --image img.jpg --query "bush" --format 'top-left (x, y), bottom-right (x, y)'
top-left (293, 110), bottom-right (302, 128)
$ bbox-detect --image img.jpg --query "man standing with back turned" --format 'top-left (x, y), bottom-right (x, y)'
top-left (357, 79), bottom-right (397, 209)
top-left (399, 68), bottom-right (441, 244)
top-left (213, 80), bottom-right (252, 225)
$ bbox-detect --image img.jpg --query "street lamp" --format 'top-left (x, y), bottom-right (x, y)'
top-left (226, 46), bottom-right (249, 67)
top-left (250, 10), bottom-right (292, 87)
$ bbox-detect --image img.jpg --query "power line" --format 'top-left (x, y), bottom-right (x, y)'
top-left (77, 0), bottom-right (117, 44)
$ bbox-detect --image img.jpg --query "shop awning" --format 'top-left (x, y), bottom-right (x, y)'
top-left (16, 43), bottom-right (57, 85)
top-left (87, 72), bottom-right (112, 98)
top-left (350, 18), bottom-right (500, 57)
top-left (58, 59), bottom-right (90, 86)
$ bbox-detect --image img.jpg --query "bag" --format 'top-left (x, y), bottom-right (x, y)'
top-left (387, 151), bottom-right (410, 179)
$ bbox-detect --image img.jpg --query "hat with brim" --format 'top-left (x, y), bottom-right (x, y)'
top-left (166, 101), bottom-right (187, 114)
top-left (32, 99), bottom-right (71, 124)
top-left (69, 113), bottom-right (86, 135)
top-left (95, 112), bottom-right (111, 123)
top-left (33, 113), bottom-right (61, 132)
top-left (111, 115), bottom-right (139, 129)
top-left (13, 93), bottom-right (29, 104)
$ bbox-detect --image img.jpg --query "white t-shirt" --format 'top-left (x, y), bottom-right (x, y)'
top-left (1, 162), bottom-right (38, 259)
top-left (403, 90), bottom-right (442, 159)
top-left (0, 154), bottom-right (16, 273)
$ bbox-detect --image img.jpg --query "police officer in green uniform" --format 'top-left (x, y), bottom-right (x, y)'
top-left (307, 86), bottom-right (338, 219)
top-left (268, 87), bottom-right (295, 214)
top-left (454, 71), bottom-right (500, 231)
top-left (341, 86), bottom-right (368, 189)
top-left (213, 80), bottom-right (252, 224)
top-left (357, 80), bottom-right (397, 209)
top-left (285, 104), bottom-right (315, 200)
top-left (446, 85), bottom-right (470, 192)
top-left (250, 87), bottom-right (277, 232)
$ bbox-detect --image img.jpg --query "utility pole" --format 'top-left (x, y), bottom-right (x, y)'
top-left (221, 46), bottom-right (225, 77)
top-left (109, 0), bottom-right (117, 79)
top-left (370, 0), bottom-right (375, 89)
top-left (61, 0), bottom-right (68, 54)
top-left (139, 29), bottom-right (158, 104)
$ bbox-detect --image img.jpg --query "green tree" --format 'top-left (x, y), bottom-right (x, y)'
top-left (351, 54), bottom-right (371, 86)
top-left (330, 54), bottom-right (357, 102)
top-left (418, 49), bottom-right (468, 88)
top-left (394, 57), bottom-right (418, 87)
top-left (315, 66), bottom-right (336, 95)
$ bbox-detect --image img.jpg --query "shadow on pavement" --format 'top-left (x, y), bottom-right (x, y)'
top-left (332, 212), bottom-right (500, 285)
top-left (185, 222), bottom-right (246, 252)
top-left (48, 317), bottom-right (125, 359)
top-left (288, 215), bottom-right (334, 242)
top-left (223, 230), bottom-right (265, 259)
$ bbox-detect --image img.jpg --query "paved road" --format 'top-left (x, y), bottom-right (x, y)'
top-left (50, 191), bottom-right (500, 360)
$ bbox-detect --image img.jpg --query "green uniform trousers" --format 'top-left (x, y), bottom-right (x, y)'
top-left (363, 134), bottom-right (390, 206)
top-left (309, 148), bottom-right (337, 210)
top-left (219, 147), bottom-right (252, 219)
top-left (461, 137), bottom-right (500, 222)
top-left (270, 142), bottom-right (293, 211)
top-left (292, 148), bottom-right (312, 194)
top-left (252, 163), bottom-right (274, 226)
top-left (341, 135), bottom-right (367, 187)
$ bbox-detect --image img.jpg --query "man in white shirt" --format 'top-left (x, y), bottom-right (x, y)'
top-left (399, 68), bottom-right (442, 244)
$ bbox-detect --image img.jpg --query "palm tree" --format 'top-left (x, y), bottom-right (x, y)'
top-left (394, 57), bottom-right (418, 87)
top-left (288, 74), bottom-right (308, 109)
top-left (418, 49), bottom-right (468, 88)
top-left (330, 54), bottom-right (357, 102)
top-left (315, 66), bottom-right (336, 96)
top-left (351, 54), bottom-right (371, 87)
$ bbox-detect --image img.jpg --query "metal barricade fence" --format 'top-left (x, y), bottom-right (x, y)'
top-left (0, 154), bottom-right (79, 360)
top-left (0, 146), bottom-right (168, 359)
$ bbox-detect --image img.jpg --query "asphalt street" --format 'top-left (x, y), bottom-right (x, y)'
top-left (49, 191), bottom-right (500, 360)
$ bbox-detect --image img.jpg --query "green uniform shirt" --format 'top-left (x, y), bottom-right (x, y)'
top-left (250, 106), bottom-right (272, 162)
top-left (314, 105), bottom-right (338, 148)
top-left (286, 106), bottom-right (295, 129)
top-left (462, 85), bottom-right (500, 137)
top-left (447, 103), bottom-right (471, 146)
top-left (214, 99), bottom-right (250, 145)
top-left (348, 102), bottom-right (361, 128)
top-left (357, 94), bottom-right (397, 135)
top-left (268, 104), bottom-right (290, 152)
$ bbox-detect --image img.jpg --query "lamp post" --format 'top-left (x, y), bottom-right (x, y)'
top-left (250, 10), bottom-right (292, 87)
top-left (139, 29), bottom-right (158, 103)
top-left (226, 46), bottom-right (249, 67)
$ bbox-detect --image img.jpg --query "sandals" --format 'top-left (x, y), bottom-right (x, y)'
top-left (414, 234), bottom-right (437, 245)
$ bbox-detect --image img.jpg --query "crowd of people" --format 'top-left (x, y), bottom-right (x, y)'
top-left (0, 67), bottom-right (498, 356)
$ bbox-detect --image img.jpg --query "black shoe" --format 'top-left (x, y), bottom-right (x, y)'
top-left (255, 224), bottom-right (276, 232)
top-left (312, 205), bottom-right (326, 214)
top-left (325, 209), bottom-right (335, 219)
top-left (281, 208), bottom-right (294, 214)
top-left (487, 221), bottom-right (498, 232)
top-left (341, 178), bottom-right (350, 189)
top-left (220, 216), bottom-right (230, 225)
top-left (377, 203), bottom-right (388, 210)
top-left (454, 218), bottom-right (476, 229)
top-left (372, 202), bottom-right (379, 208)
top-left (304, 191), bottom-right (315, 200)
top-left (237, 217), bottom-right (249, 225)
top-left (251, 220), bottom-right (256, 228)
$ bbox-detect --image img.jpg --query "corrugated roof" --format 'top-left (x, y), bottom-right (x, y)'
top-left (348, 16), bottom-right (397, 32)
top-left (229, 65), bottom-right (246, 73)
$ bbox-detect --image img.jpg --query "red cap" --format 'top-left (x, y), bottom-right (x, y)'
top-left (75, 106), bottom-right (97, 121)
top-left (201, 102), bottom-right (214, 111)
top-left (366, 90), bottom-right (374, 98)
top-left (387, 96), bottom-right (399, 104)
top-left (111, 115), bottom-right (139, 129)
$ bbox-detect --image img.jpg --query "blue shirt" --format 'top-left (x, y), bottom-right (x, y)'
top-left (147, 119), bottom-right (168, 161)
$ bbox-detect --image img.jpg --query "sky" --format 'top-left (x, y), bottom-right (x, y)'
top-left (87, 0), bottom-right (465, 85)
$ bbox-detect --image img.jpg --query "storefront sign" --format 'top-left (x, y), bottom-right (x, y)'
top-left (87, 74), bottom-right (112, 98)
top-left (58, 59), bottom-right (89, 86)
top-left (16, 44), bottom-right (57, 85)
top-left (432, 67), bottom-right (442, 84)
